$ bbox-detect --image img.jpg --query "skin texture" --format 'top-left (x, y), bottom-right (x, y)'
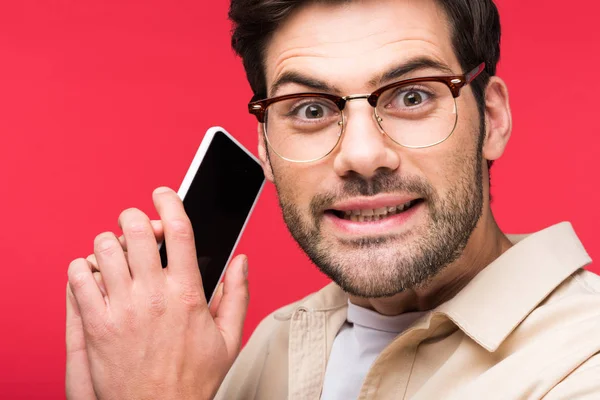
top-left (259, 0), bottom-right (514, 315)
top-left (66, 188), bottom-right (249, 400)
top-left (65, 0), bottom-right (514, 397)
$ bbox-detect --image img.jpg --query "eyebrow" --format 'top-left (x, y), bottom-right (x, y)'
top-left (269, 71), bottom-right (342, 97)
top-left (268, 56), bottom-right (456, 98)
top-left (369, 57), bottom-right (456, 87)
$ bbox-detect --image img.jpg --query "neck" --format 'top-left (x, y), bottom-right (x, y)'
top-left (349, 209), bottom-right (513, 316)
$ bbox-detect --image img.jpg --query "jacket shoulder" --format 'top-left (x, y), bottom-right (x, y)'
top-left (214, 292), bottom-right (319, 400)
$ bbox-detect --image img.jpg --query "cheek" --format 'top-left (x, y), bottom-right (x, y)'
top-left (272, 162), bottom-right (325, 207)
top-left (403, 113), bottom-right (481, 197)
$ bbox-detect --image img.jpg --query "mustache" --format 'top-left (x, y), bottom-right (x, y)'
top-left (310, 170), bottom-right (435, 216)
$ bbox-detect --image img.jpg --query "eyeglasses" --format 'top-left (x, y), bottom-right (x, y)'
top-left (248, 63), bottom-right (486, 163)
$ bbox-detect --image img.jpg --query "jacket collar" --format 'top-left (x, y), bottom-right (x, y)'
top-left (436, 222), bottom-right (592, 351)
top-left (279, 222), bottom-right (592, 353)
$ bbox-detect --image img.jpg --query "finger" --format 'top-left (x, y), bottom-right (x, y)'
top-left (152, 187), bottom-right (201, 284)
top-left (93, 232), bottom-right (131, 302)
top-left (117, 220), bottom-right (164, 250)
top-left (87, 254), bottom-right (99, 271)
top-left (67, 258), bottom-right (106, 324)
top-left (93, 271), bottom-right (108, 298)
top-left (213, 255), bottom-right (249, 356)
top-left (84, 256), bottom-right (109, 299)
top-left (118, 208), bottom-right (162, 286)
top-left (88, 253), bottom-right (131, 274)
top-left (85, 257), bottom-right (110, 301)
top-left (66, 283), bottom-right (85, 353)
top-left (209, 282), bottom-right (224, 318)
top-left (65, 284), bottom-right (97, 400)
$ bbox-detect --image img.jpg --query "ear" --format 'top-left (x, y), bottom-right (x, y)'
top-left (482, 76), bottom-right (512, 161)
top-left (257, 123), bottom-right (275, 182)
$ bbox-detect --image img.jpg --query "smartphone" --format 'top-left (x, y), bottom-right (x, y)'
top-left (157, 126), bottom-right (265, 304)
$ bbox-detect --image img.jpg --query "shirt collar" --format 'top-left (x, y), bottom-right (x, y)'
top-left (347, 300), bottom-right (427, 334)
top-left (279, 222), bottom-right (592, 353)
top-left (436, 221), bottom-right (592, 352)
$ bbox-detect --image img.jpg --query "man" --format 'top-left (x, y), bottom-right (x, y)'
top-left (65, 0), bottom-right (600, 399)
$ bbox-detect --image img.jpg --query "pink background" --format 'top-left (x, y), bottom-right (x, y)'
top-left (0, 1), bottom-right (598, 398)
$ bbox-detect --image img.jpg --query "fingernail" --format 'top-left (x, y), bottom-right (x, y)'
top-left (242, 256), bottom-right (248, 278)
top-left (154, 187), bottom-right (171, 195)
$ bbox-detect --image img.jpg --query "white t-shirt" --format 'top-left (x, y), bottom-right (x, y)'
top-left (321, 301), bottom-right (426, 400)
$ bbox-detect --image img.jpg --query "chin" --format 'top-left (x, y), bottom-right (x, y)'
top-left (310, 239), bottom-right (440, 297)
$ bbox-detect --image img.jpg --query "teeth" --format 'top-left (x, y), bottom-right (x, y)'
top-left (397, 200), bottom-right (413, 212)
top-left (340, 200), bottom-right (418, 221)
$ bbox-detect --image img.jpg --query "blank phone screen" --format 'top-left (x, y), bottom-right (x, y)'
top-left (159, 131), bottom-right (264, 301)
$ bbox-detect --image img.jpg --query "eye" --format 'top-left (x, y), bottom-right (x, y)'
top-left (302, 104), bottom-right (325, 119)
top-left (397, 90), bottom-right (431, 108)
top-left (377, 82), bottom-right (449, 122)
top-left (402, 90), bottom-right (428, 107)
top-left (285, 99), bottom-right (339, 122)
top-left (381, 86), bottom-right (435, 112)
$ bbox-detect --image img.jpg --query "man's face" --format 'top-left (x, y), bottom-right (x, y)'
top-left (261, 0), bottom-right (487, 298)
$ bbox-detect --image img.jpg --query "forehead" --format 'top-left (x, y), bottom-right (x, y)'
top-left (264, 0), bottom-right (460, 94)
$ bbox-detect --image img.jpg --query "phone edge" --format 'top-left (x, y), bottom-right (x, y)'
top-left (169, 126), bottom-right (265, 305)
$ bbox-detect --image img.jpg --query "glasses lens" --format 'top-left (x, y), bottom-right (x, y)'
top-left (264, 96), bottom-right (342, 162)
top-left (375, 81), bottom-right (457, 147)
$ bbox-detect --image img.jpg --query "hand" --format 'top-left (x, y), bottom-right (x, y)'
top-left (65, 187), bottom-right (249, 400)
top-left (65, 220), bottom-right (165, 400)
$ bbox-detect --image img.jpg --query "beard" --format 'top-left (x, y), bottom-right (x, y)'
top-left (273, 125), bottom-right (485, 298)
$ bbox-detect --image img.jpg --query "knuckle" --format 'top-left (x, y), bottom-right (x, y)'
top-left (178, 285), bottom-right (204, 310)
top-left (124, 221), bottom-right (152, 240)
top-left (120, 208), bottom-right (152, 238)
top-left (121, 302), bottom-right (138, 327)
top-left (119, 207), bottom-right (143, 222)
top-left (69, 271), bottom-right (89, 290)
top-left (67, 259), bottom-right (90, 288)
top-left (147, 292), bottom-right (168, 317)
top-left (165, 218), bottom-right (194, 242)
top-left (94, 233), bottom-right (119, 256)
top-left (68, 257), bottom-right (86, 274)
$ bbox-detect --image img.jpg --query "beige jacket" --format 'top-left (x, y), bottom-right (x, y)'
top-left (215, 222), bottom-right (600, 399)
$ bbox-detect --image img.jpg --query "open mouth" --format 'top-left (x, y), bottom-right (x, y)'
top-left (327, 199), bottom-right (424, 222)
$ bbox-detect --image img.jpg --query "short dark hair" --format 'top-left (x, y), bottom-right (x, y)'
top-left (229, 0), bottom-right (501, 118)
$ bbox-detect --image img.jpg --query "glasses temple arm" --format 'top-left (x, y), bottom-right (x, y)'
top-left (465, 62), bottom-right (486, 84)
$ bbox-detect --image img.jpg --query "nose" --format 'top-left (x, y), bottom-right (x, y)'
top-left (332, 101), bottom-right (401, 179)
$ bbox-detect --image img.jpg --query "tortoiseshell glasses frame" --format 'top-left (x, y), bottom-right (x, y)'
top-left (247, 63), bottom-right (486, 163)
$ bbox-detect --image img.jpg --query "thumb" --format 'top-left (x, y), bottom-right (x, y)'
top-left (213, 254), bottom-right (249, 357)
top-left (208, 282), bottom-right (224, 318)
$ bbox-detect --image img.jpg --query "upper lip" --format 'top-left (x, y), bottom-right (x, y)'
top-left (328, 194), bottom-right (421, 212)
